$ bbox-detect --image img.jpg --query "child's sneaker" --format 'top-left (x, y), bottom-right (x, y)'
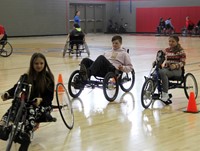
top-left (161, 92), bottom-right (169, 102)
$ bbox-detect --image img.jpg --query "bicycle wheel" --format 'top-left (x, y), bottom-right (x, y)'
top-left (119, 69), bottom-right (135, 92)
top-left (56, 83), bottom-right (74, 129)
top-left (68, 70), bottom-right (83, 98)
top-left (184, 73), bottom-right (198, 99)
top-left (6, 96), bottom-right (25, 151)
top-left (103, 72), bottom-right (119, 102)
top-left (0, 42), bottom-right (13, 57)
top-left (141, 78), bottom-right (155, 109)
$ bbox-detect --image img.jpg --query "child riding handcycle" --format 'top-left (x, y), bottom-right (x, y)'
top-left (141, 35), bottom-right (198, 109)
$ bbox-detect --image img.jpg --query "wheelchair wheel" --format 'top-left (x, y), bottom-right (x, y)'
top-left (0, 42), bottom-right (13, 57)
top-left (103, 72), bottom-right (119, 102)
top-left (63, 41), bottom-right (69, 57)
top-left (184, 73), bottom-right (198, 99)
top-left (56, 83), bottom-right (74, 129)
top-left (68, 70), bottom-right (83, 98)
top-left (84, 42), bottom-right (90, 57)
top-left (141, 78), bottom-right (155, 109)
top-left (119, 69), bottom-right (135, 92)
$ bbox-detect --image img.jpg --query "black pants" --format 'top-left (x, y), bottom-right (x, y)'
top-left (81, 55), bottom-right (116, 78)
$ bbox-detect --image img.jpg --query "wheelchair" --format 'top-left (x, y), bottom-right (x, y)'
top-left (63, 34), bottom-right (90, 57)
top-left (68, 65), bottom-right (135, 102)
top-left (0, 34), bottom-right (13, 57)
top-left (141, 50), bottom-right (198, 109)
top-left (1, 75), bottom-right (74, 151)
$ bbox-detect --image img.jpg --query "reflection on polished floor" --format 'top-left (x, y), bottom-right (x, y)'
top-left (0, 34), bottom-right (200, 151)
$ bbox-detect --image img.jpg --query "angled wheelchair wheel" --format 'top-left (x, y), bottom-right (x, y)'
top-left (56, 83), bottom-right (74, 129)
top-left (119, 69), bottom-right (135, 92)
top-left (63, 41), bottom-right (69, 57)
top-left (184, 73), bottom-right (198, 99)
top-left (68, 70), bottom-right (83, 98)
top-left (0, 42), bottom-right (13, 57)
top-left (141, 78), bottom-right (155, 109)
top-left (84, 42), bottom-right (90, 57)
top-left (103, 72), bottom-right (119, 102)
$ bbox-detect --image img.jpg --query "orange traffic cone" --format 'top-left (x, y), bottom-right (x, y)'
top-left (183, 92), bottom-right (199, 113)
top-left (57, 74), bottom-right (64, 92)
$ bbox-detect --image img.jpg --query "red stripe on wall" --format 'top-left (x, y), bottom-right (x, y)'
top-left (136, 6), bottom-right (200, 33)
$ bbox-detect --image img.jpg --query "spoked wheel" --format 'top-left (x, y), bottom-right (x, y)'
top-left (184, 73), bottom-right (198, 99)
top-left (56, 83), bottom-right (74, 129)
top-left (68, 70), bottom-right (83, 98)
top-left (63, 41), bottom-right (69, 57)
top-left (0, 42), bottom-right (13, 57)
top-left (119, 69), bottom-right (135, 92)
top-left (103, 72), bottom-right (119, 102)
top-left (141, 78), bottom-right (155, 109)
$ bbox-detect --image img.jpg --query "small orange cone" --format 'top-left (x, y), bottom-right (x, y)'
top-left (183, 92), bottom-right (199, 113)
top-left (57, 74), bottom-right (64, 92)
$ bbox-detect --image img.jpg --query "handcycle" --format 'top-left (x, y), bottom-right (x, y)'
top-left (141, 50), bottom-right (198, 109)
top-left (0, 38), bottom-right (13, 57)
top-left (0, 75), bottom-right (74, 151)
top-left (63, 34), bottom-right (90, 57)
top-left (68, 62), bottom-right (135, 102)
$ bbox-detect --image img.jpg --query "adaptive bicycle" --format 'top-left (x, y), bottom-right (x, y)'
top-left (68, 66), bottom-right (135, 102)
top-left (141, 50), bottom-right (198, 109)
top-left (1, 75), bottom-right (74, 151)
top-left (0, 39), bottom-right (13, 57)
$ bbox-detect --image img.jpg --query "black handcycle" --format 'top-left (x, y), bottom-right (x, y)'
top-left (0, 38), bottom-right (13, 57)
top-left (1, 75), bottom-right (74, 151)
top-left (68, 66), bottom-right (135, 102)
top-left (141, 50), bottom-right (198, 109)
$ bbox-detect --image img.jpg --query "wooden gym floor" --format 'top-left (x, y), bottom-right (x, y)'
top-left (0, 34), bottom-right (200, 151)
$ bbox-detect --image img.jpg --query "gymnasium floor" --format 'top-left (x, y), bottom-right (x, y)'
top-left (0, 34), bottom-right (200, 151)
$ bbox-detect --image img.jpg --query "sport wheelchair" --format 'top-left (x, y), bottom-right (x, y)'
top-left (141, 50), bottom-right (198, 109)
top-left (0, 75), bottom-right (74, 151)
top-left (63, 34), bottom-right (90, 57)
top-left (0, 34), bottom-right (13, 57)
top-left (68, 65), bottom-right (135, 102)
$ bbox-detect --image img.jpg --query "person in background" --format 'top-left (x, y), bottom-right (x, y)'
top-left (165, 18), bottom-right (174, 35)
top-left (0, 24), bottom-right (7, 42)
top-left (157, 17), bottom-right (166, 34)
top-left (158, 35), bottom-right (186, 103)
top-left (0, 53), bottom-right (55, 151)
top-left (185, 16), bottom-right (195, 35)
top-left (74, 10), bottom-right (81, 26)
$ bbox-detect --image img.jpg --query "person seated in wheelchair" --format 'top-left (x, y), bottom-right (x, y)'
top-left (78, 35), bottom-right (133, 83)
top-left (165, 18), bottom-right (174, 34)
top-left (68, 23), bottom-right (85, 51)
top-left (156, 17), bottom-right (166, 34)
top-left (0, 53), bottom-right (56, 151)
top-left (155, 35), bottom-right (186, 103)
top-left (0, 24), bottom-right (7, 44)
top-left (185, 16), bottom-right (195, 35)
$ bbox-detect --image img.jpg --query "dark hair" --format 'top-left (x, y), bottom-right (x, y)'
top-left (74, 23), bottom-right (80, 28)
top-left (75, 10), bottom-right (80, 16)
top-left (169, 35), bottom-right (179, 42)
top-left (28, 52), bottom-right (54, 93)
top-left (111, 35), bottom-right (122, 43)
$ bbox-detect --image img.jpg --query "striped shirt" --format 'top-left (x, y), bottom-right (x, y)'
top-left (164, 45), bottom-right (186, 69)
